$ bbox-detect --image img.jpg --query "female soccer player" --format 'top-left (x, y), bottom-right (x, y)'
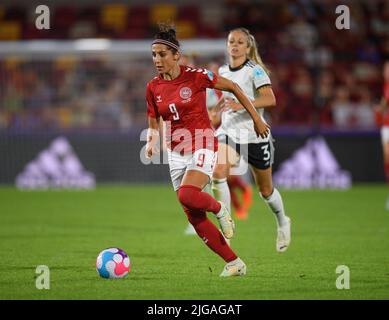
top-left (184, 81), bottom-right (253, 238)
top-left (145, 25), bottom-right (270, 276)
top-left (211, 28), bottom-right (292, 252)
top-left (205, 81), bottom-right (253, 221)
top-left (374, 60), bottom-right (389, 209)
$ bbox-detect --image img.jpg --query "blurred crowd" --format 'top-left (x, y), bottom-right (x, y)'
top-left (0, 56), bottom-right (155, 131)
top-left (0, 0), bottom-right (388, 131)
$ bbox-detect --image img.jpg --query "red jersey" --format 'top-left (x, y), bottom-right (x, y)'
top-left (375, 82), bottom-right (389, 127)
top-left (146, 65), bottom-right (218, 153)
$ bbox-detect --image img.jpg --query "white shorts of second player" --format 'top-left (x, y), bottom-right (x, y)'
top-left (167, 148), bottom-right (217, 191)
top-left (381, 126), bottom-right (389, 144)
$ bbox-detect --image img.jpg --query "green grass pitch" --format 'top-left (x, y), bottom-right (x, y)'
top-left (0, 184), bottom-right (388, 300)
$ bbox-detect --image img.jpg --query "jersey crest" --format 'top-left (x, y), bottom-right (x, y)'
top-left (179, 87), bottom-right (192, 100)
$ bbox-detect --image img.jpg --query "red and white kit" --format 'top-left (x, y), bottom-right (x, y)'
top-left (146, 65), bottom-right (218, 190)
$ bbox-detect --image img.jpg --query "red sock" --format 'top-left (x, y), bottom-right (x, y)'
top-left (178, 185), bottom-right (221, 214)
top-left (228, 175), bottom-right (247, 192)
top-left (230, 186), bottom-right (242, 211)
top-left (385, 163), bottom-right (389, 184)
top-left (183, 206), bottom-right (237, 262)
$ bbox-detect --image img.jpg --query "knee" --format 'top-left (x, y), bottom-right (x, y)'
top-left (212, 164), bottom-right (228, 180)
top-left (259, 186), bottom-right (273, 199)
top-left (178, 185), bottom-right (198, 209)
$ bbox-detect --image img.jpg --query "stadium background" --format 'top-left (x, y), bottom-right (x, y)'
top-left (1, 0), bottom-right (389, 300)
top-left (0, 0), bottom-right (387, 184)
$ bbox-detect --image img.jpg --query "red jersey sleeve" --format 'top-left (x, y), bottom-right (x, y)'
top-left (146, 82), bottom-right (159, 118)
top-left (195, 68), bottom-right (218, 90)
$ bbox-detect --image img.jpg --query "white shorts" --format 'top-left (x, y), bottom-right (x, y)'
top-left (167, 148), bottom-right (217, 191)
top-left (381, 126), bottom-right (389, 143)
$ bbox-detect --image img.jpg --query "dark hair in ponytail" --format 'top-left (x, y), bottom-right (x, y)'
top-left (154, 23), bottom-right (180, 53)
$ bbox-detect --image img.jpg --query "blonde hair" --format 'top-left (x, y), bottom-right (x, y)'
top-left (230, 27), bottom-right (270, 75)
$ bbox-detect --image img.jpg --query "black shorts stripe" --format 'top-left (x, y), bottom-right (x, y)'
top-left (246, 61), bottom-right (255, 68)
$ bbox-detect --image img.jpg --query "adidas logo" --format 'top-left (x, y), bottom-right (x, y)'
top-left (273, 136), bottom-right (351, 189)
top-left (15, 136), bottom-right (96, 190)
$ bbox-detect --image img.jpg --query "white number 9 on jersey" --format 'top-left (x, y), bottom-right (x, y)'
top-left (169, 103), bottom-right (180, 120)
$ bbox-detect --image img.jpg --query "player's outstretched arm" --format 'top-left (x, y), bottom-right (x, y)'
top-left (145, 116), bottom-right (160, 159)
top-left (214, 76), bottom-right (270, 139)
top-left (223, 86), bottom-right (276, 112)
top-left (253, 86), bottom-right (276, 109)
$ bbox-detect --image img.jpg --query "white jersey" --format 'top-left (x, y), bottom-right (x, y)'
top-left (206, 88), bottom-right (221, 109)
top-left (216, 59), bottom-right (271, 144)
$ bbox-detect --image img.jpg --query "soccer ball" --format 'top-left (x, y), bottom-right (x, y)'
top-left (96, 248), bottom-right (130, 279)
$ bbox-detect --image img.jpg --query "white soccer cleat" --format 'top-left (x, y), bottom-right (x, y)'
top-left (216, 201), bottom-right (235, 239)
top-left (277, 216), bottom-right (291, 253)
top-left (220, 257), bottom-right (246, 277)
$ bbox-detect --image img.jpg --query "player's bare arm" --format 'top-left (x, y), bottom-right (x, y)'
top-left (213, 95), bottom-right (225, 112)
top-left (214, 76), bottom-right (270, 139)
top-left (253, 85), bottom-right (276, 108)
top-left (222, 85), bottom-right (276, 112)
top-left (145, 116), bottom-right (160, 159)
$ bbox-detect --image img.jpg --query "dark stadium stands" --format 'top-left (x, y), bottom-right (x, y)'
top-left (0, 0), bottom-right (388, 131)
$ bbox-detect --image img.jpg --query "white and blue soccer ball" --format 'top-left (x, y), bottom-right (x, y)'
top-left (96, 247), bottom-right (130, 279)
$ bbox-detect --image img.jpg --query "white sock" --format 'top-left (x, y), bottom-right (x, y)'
top-left (261, 188), bottom-right (288, 227)
top-left (212, 178), bottom-right (231, 214)
top-left (228, 257), bottom-right (241, 265)
top-left (202, 183), bottom-right (212, 195)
